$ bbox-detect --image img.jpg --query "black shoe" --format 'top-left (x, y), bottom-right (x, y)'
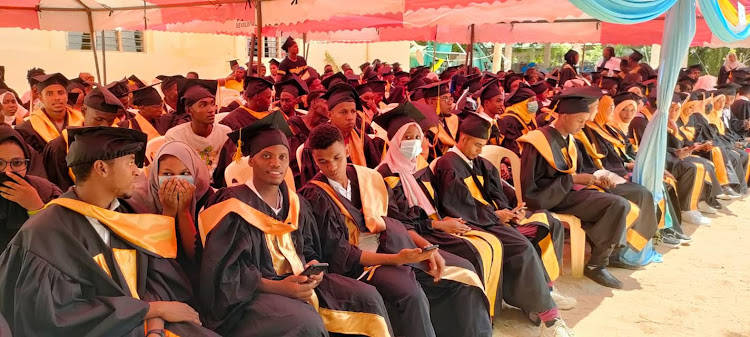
top-left (608, 253), bottom-right (645, 270)
top-left (584, 266), bottom-right (623, 289)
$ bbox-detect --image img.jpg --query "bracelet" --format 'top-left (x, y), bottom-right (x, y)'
top-left (146, 329), bottom-right (165, 337)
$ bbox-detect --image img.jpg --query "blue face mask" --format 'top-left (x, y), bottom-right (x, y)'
top-left (527, 101), bottom-right (539, 113)
top-left (159, 175), bottom-right (195, 186)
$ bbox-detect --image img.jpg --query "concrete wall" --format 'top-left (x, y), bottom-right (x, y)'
top-left (0, 28), bottom-right (410, 96)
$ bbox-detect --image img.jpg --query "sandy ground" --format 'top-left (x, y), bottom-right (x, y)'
top-left (492, 198), bottom-right (750, 337)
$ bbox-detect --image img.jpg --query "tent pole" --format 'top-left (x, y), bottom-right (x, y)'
top-left (101, 30), bottom-right (107, 84)
top-left (431, 40), bottom-right (437, 71)
top-left (303, 32), bottom-right (307, 59)
top-left (248, 34), bottom-right (255, 73)
top-left (580, 43), bottom-right (586, 72)
top-left (255, 0), bottom-right (263, 76)
top-left (82, 6), bottom-right (101, 83)
top-left (469, 24), bottom-right (475, 73)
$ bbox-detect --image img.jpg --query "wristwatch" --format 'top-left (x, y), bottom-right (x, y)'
top-left (147, 329), bottom-right (166, 337)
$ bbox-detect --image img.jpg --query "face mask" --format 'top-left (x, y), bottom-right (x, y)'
top-left (399, 139), bottom-right (422, 159)
top-left (159, 175), bottom-right (195, 186)
top-left (527, 101), bottom-right (539, 113)
top-left (705, 104), bottom-right (713, 114)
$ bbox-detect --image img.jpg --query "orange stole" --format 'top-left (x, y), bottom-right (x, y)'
top-left (61, 129), bottom-right (76, 182)
top-left (132, 113), bottom-right (161, 141)
top-left (29, 107), bottom-right (83, 143)
top-left (240, 106), bottom-right (271, 121)
top-left (573, 130), bottom-right (605, 170)
top-left (347, 131), bottom-right (369, 167)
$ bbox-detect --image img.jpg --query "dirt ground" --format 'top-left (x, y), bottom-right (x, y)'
top-left (492, 198), bottom-right (750, 337)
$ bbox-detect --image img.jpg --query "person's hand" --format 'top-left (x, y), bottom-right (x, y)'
top-left (148, 301), bottom-right (201, 325)
top-left (432, 217), bottom-right (471, 235)
top-left (425, 251), bottom-right (446, 282)
top-left (0, 173), bottom-right (44, 211)
top-left (595, 176), bottom-right (614, 189)
top-left (176, 179), bottom-right (195, 212)
top-left (278, 275), bottom-right (317, 301)
top-left (302, 260), bottom-right (324, 287)
top-left (494, 209), bottom-right (516, 225)
top-left (664, 170), bottom-right (675, 181)
top-left (158, 179), bottom-right (180, 218)
top-left (395, 247), bottom-right (436, 265)
top-left (625, 162), bottom-right (635, 170)
top-left (572, 173), bottom-right (596, 186)
top-left (511, 202), bottom-right (527, 223)
top-left (676, 147), bottom-right (690, 159)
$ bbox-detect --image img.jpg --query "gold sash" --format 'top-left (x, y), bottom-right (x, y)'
top-left (518, 130), bottom-right (578, 174)
top-left (29, 107), bottom-right (83, 143)
top-left (240, 106), bottom-right (271, 121)
top-left (573, 130), bottom-right (605, 170)
top-left (347, 131), bottom-right (369, 167)
top-left (133, 113), bottom-right (161, 141)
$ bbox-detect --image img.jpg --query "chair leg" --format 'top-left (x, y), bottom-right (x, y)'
top-left (569, 219), bottom-right (586, 278)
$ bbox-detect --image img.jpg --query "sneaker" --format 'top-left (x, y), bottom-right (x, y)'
top-left (698, 201), bottom-right (718, 214)
top-left (717, 187), bottom-right (742, 200)
top-left (673, 231), bottom-right (693, 245)
top-left (550, 287), bottom-right (577, 310)
top-left (681, 210), bottom-right (712, 226)
top-left (655, 232), bottom-right (680, 248)
top-left (540, 318), bottom-right (576, 337)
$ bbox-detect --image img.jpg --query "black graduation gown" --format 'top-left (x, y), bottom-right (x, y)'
top-left (520, 126), bottom-right (631, 266)
top-left (299, 166), bottom-right (492, 337)
top-left (558, 66), bottom-right (577, 87)
top-left (432, 152), bottom-right (561, 314)
top-left (298, 132), bottom-right (383, 187)
top-left (683, 114), bottom-right (744, 189)
top-left (199, 183), bottom-right (393, 337)
top-left (41, 135), bottom-right (74, 192)
top-left (730, 99), bottom-right (750, 138)
top-left (495, 113), bottom-right (536, 156)
top-left (288, 115), bottom-right (312, 188)
top-left (219, 105), bottom-right (270, 131)
top-left (0, 191), bottom-right (216, 337)
top-left (667, 127), bottom-right (722, 208)
top-left (628, 113), bottom-right (649, 148)
top-left (117, 116), bottom-right (169, 136)
top-left (14, 120), bottom-right (48, 155)
top-left (0, 175), bottom-right (61, 250)
top-left (535, 111), bottom-right (555, 128)
top-left (155, 111), bottom-right (190, 133)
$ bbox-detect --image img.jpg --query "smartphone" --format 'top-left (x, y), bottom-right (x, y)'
top-left (299, 263), bottom-right (329, 277)
top-left (158, 175), bottom-right (195, 186)
top-left (422, 244), bottom-right (439, 252)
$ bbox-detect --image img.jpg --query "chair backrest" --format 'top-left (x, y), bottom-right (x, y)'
top-left (429, 156), bottom-right (441, 173)
top-left (145, 136), bottom-right (166, 163)
top-left (214, 112), bottom-right (230, 123)
top-left (479, 145), bottom-right (522, 203)
top-left (295, 144), bottom-right (304, 169)
top-left (224, 156), bottom-right (297, 190)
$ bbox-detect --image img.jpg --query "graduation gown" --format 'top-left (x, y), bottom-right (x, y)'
top-left (667, 126), bottom-right (722, 208)
top-left (220, 105), bottom-right (271, 131)
top-left (198, 183), bottom-right (393, 337)
top-left (288, 115), bottom-right (312, 188)
top-left (495, 110), bottom-right (538, 156)
top-left (729, 98), bottom-right (750, 138)
top-left (519, 127), bottom-right (634, 265)
top-left (377, 164), bottom-right (504, 317)
top-left (432, 152), bottom-right (561, 314)
top-left (42, 134), bottom-right (74, 192)
top-left (155, 110), bottom-right (190, 133)
top-left (0, 191), bottom-right (216, 337)
top-left (117, 114), bottom-right (167, 141)
top-left (298, 130), bottom-right (383, 187)
top-left (680, 113), bottom-right (743, 188)
top-left (15, 107), bottom-right (83, 154)
top-left (0, 175), bottom-right (61, 250)
top-left (299, 165), bottom-right (491, 337)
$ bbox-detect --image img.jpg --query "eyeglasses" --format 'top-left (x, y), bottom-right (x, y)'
top-left (439, 95), bottom-right (454, 102)
top-left (0, 158), bottom-right (29, 172)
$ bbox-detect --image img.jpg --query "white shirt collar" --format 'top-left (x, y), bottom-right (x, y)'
top-left (448, 146), bottom-right (473, 168)
top-left (85, 199), bottom-right (120, 246)
top-left (327, 177), bottom-right (352, 201)
top-left (245, 179), bottom-right (283, 215)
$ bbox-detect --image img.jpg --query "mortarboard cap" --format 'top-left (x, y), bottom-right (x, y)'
top-left (128, 75), bottom-right (146, 89)
top-left (177, 79), bottom-right (217, 115)
top-left (530, 81), bottom-right (549, 95)
top-left (504, 83), bottom-right (536, 106)
top-left (688, 64), bottom-right (703, 72)
top-left (66, 78), bottom-right (87, 93)
top-left (321, 72), bottom-right (348, 89)
top-left (281, 36), bottom-right (296, 52)
top-left (373, 101), bottom-right (428, 140)
top-left (419, 80), bottom-right (450, 99)
top-left (67, 92), bottom-right (80, 107)
top-left (716, 82), bottom-right (741, 96)
top-left (394, 71), bottom-right (410, 80)
top-left (406, 77), bottom-right (426, 92)
top-left (66, 126), bottom-right (147, 168)
top-left (612, 91), bottom-right (641, 106)
top-left (228, 111), bottom-right (292, 158)
top-left (464, 74), bottom-right (483, 94)
top-left (552, 86), bottom-right (603, 114)
top-left (473, 79), bottom-right (503, 103)
top-left (503, 73), bottom-right (525, 93)
top-left (156, 75), bottom-right (185, 90)
top-left (362, 68), bottom-right (379, 82)
top-left (84, 85), bottom-right (125, 113)
top-left (228, 59), bottom-right (239, 69)
top-left (346, 74), bottom-right (361, 87)
top-left (439, 66), bottom-right (460, 80)
top-left (356, 83), bottom-right (373, 96)
top-left (34, 73), bottom-right (69, 92)
top-left (629, 49), bottom-right (644, 62)
top-left (105, 79), bottom-right (130, 99)
top-left (243, 76), bottom-right (274, 97)
top-left (459, 113), bottom-right (492, 140)
top-left (599, 76), bottom-right (621, 89)
top-left (275, 75), bottom-right (309, 98)
top-left (368, 80), bottom-right (387, 94)
top-left (359, 62), bottom-right (371, 72)
top-left (131, 84), bottom-right (163, 107)
top-left (323, 83), bottom-right (362, 111)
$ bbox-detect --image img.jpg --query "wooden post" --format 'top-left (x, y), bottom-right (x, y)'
top-left (255, 0), bottom-right (263, 76)
top-left (101, 30), bottom-right (107, 84)
top-left (80, 3), bottom-right (101, 83)
top-left (580, 43), bottom-right (586, 72)
top-left (432, 40), bottom-right (437, 70)
top-left (468, 24), bottom-right (475, 73)
top-left (248, 35), bottom-right (255, 73)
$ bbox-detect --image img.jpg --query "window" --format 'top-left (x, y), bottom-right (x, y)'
top-left (248, 37), bottom-right (279, 58)
top-left (67, 30), bottom-right (144, 52)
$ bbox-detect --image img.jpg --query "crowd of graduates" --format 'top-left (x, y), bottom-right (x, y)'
top-left (0, 36), bottom-right (749, 337)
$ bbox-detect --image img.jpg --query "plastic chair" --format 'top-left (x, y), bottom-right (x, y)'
top-left (479, 145), bottom-right (587, 278)
top-left (146, 136), bottom-right (166, 163)
top-left (224, 156), bottom-right (297, 190)
top-left (295, 144), bottom-right (304, 170)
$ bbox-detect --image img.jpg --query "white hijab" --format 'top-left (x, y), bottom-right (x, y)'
top-left (0, 92), bottom-right (28, 126)
top-left (724, 53), bottom-right (746, 71)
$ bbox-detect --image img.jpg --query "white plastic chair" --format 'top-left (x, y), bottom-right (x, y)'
top-left (480, 145), bottom-right (587, 278)
top-left (224, 156), bottom-right (297, 190)
top-left (146, 136), bottom-right (166, 163)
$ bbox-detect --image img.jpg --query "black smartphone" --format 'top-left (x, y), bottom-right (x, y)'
top-left (299, 263), bottom-right (329, 277)
top-left (422, 244), bottom-right (439, 252)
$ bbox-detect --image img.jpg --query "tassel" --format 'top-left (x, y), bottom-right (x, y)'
top-left (435, 85), bottom-right (441, 116)
top-left (233, 128), bottom-right (243, 163)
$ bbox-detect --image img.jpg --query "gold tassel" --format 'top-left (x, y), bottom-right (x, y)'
top-left (233, 128), bottom-right (243, 163)
top-left (436, 85), bottom-right (441, 116)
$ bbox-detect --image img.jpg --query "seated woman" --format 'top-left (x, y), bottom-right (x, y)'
top-left (133, 140), bottom-right (213, 282)
top-left (1, 90), bottom-right (27, 126)
top-left (0, 125), bottom-right (61, 250)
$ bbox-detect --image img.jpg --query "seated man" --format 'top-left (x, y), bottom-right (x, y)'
top-left (118, 84), bottom-right (168, 140)
top-left (299, 124), bottom-right (493, 337)
top-left (275, 75), bottom-right (308, 119)
top-left (43, 85), bottom-right (123, 192)
top-left (220, 76), bottom-right (274, 131)
top-left (154, 75), bottom-right (188, 129)
top-left (16, 73), bottom-right (84, 154)
top-left (198, 111), bottom-right (393, 337)
top-left (288, 90), bottom-right (328, 186)
top-left (165, 79), bottom-right (231, 177)
top-left (0, 126), bottom-right (216, 336)
top-left (432, 113), bottom-right (577, 332)
top-left (519, 89), bottom-right (635, 289)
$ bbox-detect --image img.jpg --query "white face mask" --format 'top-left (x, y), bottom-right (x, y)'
top-left (527, 101), bottom-right (539, 113)
top-left (399, 139), bottom-right (422, 159)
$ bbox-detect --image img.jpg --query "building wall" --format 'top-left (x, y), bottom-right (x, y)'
top-left (0, 28), bottom-right (410, 96)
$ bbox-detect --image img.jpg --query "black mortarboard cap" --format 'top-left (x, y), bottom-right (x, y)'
top-left (360, 62), bottom-right (371, 72)
top-left (552, 86), bottom-right (603, 114)
top-left (613, 91), bottom-right (641, 106)
top-left (228, 110), bottom-right (292, 158)
top-left (503, 73), bottom-right (525, 93)
top-left (281, 36), bottom-right (296, 52)
top-left (464, 74), bottom-right (483, 93)
top-left (228, 59), bottom-right (239, 69)
top-left (716, 82), bottom-right (741, 96)
top-left (84, 85), bottom-right (125, 113)
top-left (132, 84), bottom-right (163, 107)
top-left (362, 68), bottom-right (379, 82)
top-left (275, 75), bottom-right (309, 98)
top-left (599, 75), bottom-right (621, 89)
top-left (688, 64), bottom-right (703, 72)
top-left (419, 80), bottom-right (450, 99)
top-left (373, 101), bottom-right (428, 140)
top-left (394, 71), bottom-right (410, 80)
top-left (505, 83), bottom-right (536, 106)
top-left (156, 75), bottom-right (185, 90)
top-left (473, 79), bottom-right (503, 103)
top-left (406, 77), bottom-right (426, 92)
top-left (105, 79), bottom-right (130, 99)
top-left (34, 73), bottom-right (69, 92)
top-left (672, 93), bottom-right (686, 104)
top-left (529, 81), bottom-right (548, 95)
top-left (321, 72), bottom-right (348, 89)
top-left (128, 75), bottom-right (146, 89)
top-left (629, 49), bottom-right (644, 62)
top-left (67, 78), bottom-right (89, 92)
top-left (439, 66), bottom-right (460, 80)
top-left (177, 79), bottom-right (217, 115)
top-left (66, 126), bottom-right (147, 168)
top-left (356, 83), bottom-right (373, 96)
top-left (346, 74), bottom-right (361, 87)
top-left (243, 76), bottom-right (274, 96)
top-left (67, 92), bottom-right (80, 106)
top-left (323, 83), bottom-right (362, 111)
top-left (369, 80), bottom-right (387, 94)
top-left (459, 113), bottom-right (492, 140)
